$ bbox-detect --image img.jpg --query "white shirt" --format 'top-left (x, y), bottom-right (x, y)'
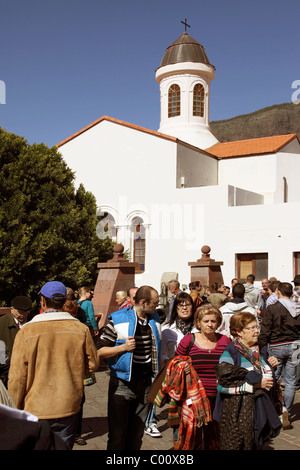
top-left (161, 322), bottom-right (199, 363)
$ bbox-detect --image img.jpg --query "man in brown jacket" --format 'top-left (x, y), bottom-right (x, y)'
top-left (8, 281), bottom-right (99, 449)
top-left (0, 296), bottom-right (32, 358)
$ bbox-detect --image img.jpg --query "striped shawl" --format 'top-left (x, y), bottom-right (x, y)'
top-left (154, 355), bottom-right (212, 450)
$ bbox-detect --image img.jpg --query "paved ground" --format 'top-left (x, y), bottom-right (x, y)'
top-left (73, 366), bottom-right (300, 452)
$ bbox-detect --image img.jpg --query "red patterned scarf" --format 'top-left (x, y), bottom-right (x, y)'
top-left (154, 355), bottom-right (212, 450)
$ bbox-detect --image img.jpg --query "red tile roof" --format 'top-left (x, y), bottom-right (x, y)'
top-left (57, 116), bottom-right (299, 161)
top-left (207, 134), bottom-right (300, 158)
top-left (56, 116), bottom-right (219, 157)
top-left (57, 115), bottom-right (183, 147)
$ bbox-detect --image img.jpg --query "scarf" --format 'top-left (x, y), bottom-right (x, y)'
top-left (175, 317), bottom-right (194, 335)
top-left (232, 337), bottom-right (262, 373)
top-left (154, 355), bottom-right (212, 450)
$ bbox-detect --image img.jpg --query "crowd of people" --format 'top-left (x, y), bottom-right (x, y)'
top-left (1, 273), bottom-right (300, 450)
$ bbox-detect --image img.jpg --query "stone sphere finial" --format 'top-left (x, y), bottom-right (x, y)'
top-left (201, 245), bottom-right (211, 255)
top-left (197, 245), bottom-right (212, 261)
top-left (113, 243), bottom-right (124, 254)
top-left (109, 243), bottom-right (126, 262)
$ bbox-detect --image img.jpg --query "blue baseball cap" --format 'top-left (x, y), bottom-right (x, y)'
top-left (40, 281), bottom-right (67, 301)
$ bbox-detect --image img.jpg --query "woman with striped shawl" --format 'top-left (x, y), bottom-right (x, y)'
top-left (214, 311), bottom-right (281, 450)
top-left (176, 305), bottom-right (231, 449)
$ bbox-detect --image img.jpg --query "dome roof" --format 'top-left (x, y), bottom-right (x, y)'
top-left (159, 31), bottom-right (214, 68)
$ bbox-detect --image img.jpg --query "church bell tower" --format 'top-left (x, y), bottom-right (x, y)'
top-left (156, 27), bottom-right (218, 149)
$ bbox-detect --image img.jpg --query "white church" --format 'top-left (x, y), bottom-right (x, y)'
top-left (57, 30), bottom-right (300, 291)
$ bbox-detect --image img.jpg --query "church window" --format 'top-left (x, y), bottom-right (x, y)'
top-left (168, 84), bottom-right (180, 117)
top-left (132, 217), bottom-right (145, 273)
top-left (96, 212), bottom-right (117, 241)
top-left (294, 252), bottom-right (300, 276)
top-left (193, 84), bottom-right (205, 117)
top-left (236, 253), bottom-right (268, 282)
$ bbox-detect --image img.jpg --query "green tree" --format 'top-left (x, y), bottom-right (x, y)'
top-left (0, 128), bottom-right (114, 307)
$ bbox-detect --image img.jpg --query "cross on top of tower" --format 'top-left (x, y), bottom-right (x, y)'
top-left (181, 18), bottom-right (191, 32)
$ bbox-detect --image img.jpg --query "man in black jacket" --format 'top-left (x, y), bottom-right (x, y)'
top-left (259, 282), bottom-right (300, 429)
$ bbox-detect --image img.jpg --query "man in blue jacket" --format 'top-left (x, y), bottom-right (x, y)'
top-left (98, 285), bottom-right (161, 450)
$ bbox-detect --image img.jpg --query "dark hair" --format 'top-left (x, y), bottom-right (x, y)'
top-left (232, 283), bottom-right (245, 298)
top-left (169, 292), bottom-right (194, 326)
top-left (41, 295), bottom-right (65, 310)
top-left (246, 274), bottom-right (255, 283)
top-left (269, 280), bottom-right (280, 293)
top-left (155, 308), bottom-right (166, 324)
top-left (189, 281), bottom-right (201, 290)
top-left (278, 282), bottom-right (293, 298)
top-left (134, 286), bottom-right (157, 305)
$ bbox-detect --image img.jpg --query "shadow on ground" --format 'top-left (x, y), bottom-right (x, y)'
top-left (81, 416), bottom-right (108, 441)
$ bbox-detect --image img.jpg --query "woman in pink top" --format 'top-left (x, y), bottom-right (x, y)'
top-left (176, 304), bottom-right (230, 450)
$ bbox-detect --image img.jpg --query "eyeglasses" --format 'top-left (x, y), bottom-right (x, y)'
top-left (243, 326), bottom-right (259, 331)
top-left (177, 302), bottom-right (192, 308)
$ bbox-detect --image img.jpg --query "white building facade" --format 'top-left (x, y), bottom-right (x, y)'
top-left (57, 31), bottom-right (300, 291)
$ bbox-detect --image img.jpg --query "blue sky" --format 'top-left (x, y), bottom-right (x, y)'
top-left (0, 0), bottom-right (299, 147)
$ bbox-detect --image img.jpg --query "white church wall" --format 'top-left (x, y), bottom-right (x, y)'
top-left (133, 184), bottom-right (230, 290)
top-left (58, 120), bottom-right (178, 209)
top-left (59, 120), bottom-right (212, 291)
top-left (206, 200), bottom-right (300, 286)
top-left (139, 187), bottom-right (300, 290)
top-left (228, 185), bottom-right (264, 206)
top-left (176, 143), bottom-right (218, 188)
top-left (59, 121), bottom-right (300, 292)
top-left (275, 149), bottom-right (300, 203)
top-left (279, 139), bottom-right (300, 155)
top-left (218, 154), bottom-right (277, 201)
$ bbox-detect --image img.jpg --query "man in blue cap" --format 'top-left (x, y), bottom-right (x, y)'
top-left (8, 280), bottom-right (99, 449)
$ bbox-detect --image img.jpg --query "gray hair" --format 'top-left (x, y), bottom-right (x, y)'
top-left (0, 340), bottom-right (8, 365)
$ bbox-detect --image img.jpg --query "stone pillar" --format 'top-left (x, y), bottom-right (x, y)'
top-left (92, 243), bottom-right (136, 329)
top-left (188, 245), bottom-right (224, 289)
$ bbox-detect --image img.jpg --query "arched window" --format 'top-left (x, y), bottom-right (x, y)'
top-left (168, 84), bottom-right (180, 117)
top-left (96, 212), bottom-right (117, 240)
top-left (131, 217), bottom-right (145, 273)
top-left (193, 84), bottom-right (205, 117)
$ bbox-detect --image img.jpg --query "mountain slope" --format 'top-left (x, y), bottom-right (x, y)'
top-left (210, 102), bottom-right (300, 143)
